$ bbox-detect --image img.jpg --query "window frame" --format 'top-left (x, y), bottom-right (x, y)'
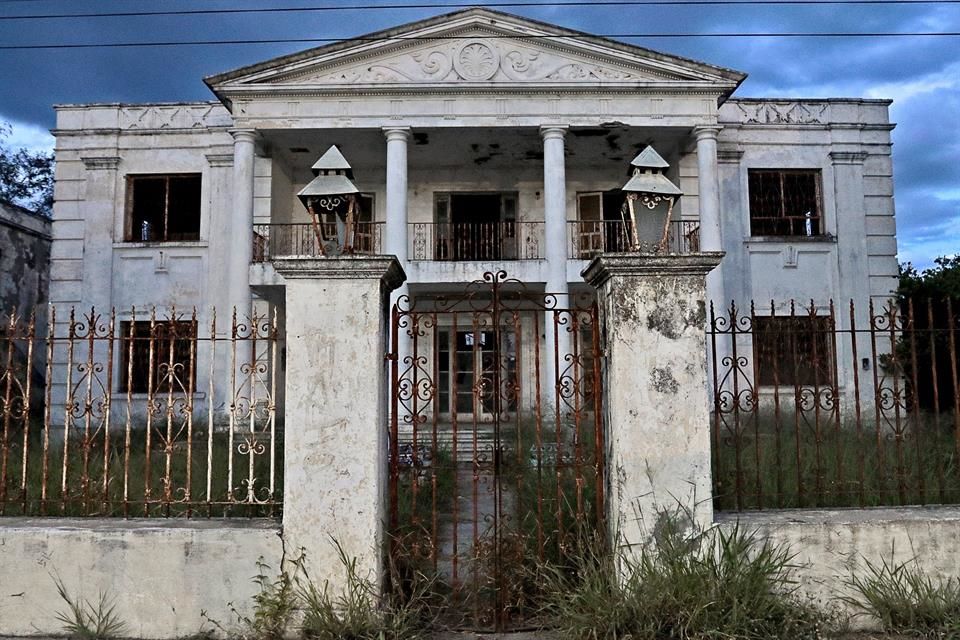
top-left (119, 319), bottom-right (199, 395)
top-left (752, 314), bottom-right (837, 388)
top-left (747, 169), bottom-right (825, 238)
top-left (124, 173), bottom-right (203, 243)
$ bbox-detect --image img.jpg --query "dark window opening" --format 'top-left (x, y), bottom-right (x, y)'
top-left (748, 170), bottom-right (822, 237)
top-left (754, 315), bottom-right (835, 386)
top-left (126, 174), bottom-right (202, 242)
top-left (120, 320), bottom-right (197, 394)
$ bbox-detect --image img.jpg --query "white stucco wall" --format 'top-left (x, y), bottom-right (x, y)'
top-left (0, 519), bottom-right (282, 638)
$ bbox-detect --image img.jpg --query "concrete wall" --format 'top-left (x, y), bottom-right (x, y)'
top-left (718, 507), bottom-right (960, 626)
top-left (0, 519), bottom-right (282, 638)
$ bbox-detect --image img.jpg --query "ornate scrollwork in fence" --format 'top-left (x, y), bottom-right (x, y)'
top-left (0, 305), bottom-right (283, 518)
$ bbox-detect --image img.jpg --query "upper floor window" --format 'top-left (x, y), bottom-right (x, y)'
top-left (748, 170), bottom-right (822, 237)
top-left (125, 174), bottom-right (201, 242)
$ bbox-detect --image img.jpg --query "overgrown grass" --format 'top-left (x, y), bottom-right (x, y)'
top-left (53, 575), bottom-right (128, 640)
top-left (713, 411), bottom-right (960, 511)
top-left (205, 541), bottom-right (438, 640)
top-left (535, 511), bottom-right (827, 640)
top-left (1, 428), bottom-right (282, 517)
top-left (844, 548), bottom-right (960, 638)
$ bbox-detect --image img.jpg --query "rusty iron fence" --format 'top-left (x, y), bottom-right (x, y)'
top-left (388, 271), bottom-right (603, 631)
top-left (253, 221), bottom-right (383, 261)
top-left (710, 298), bottom-right (960, 511)
top-left (410, 221), bottom-right (544, 261)
top-left (568, 219), bottom-right (700, 259)
top-left (0, 307), bottom-right (282, 517)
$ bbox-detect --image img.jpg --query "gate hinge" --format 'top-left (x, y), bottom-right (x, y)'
top-left (385, 352), bottom-right (397, 362)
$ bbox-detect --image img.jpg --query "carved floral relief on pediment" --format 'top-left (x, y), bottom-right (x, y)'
top-left (735, 101), bottom-right (829, 125)
top-left (280, 39), bottom-right (670, 85)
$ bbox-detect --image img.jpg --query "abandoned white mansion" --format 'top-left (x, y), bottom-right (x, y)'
top-left (50, 6), bottom-right (898, 323)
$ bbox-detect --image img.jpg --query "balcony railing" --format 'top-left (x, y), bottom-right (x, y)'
top-left (568, 219), bottom-right (701, 259)
top-left (410, 221), bottom-right (544, 261)
top-left (252, 222), bottom-right (383, 262)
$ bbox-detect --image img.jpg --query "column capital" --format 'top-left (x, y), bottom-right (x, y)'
top-left (229, 128), bottom-right (258, 144)
top-left (539, 125), bottom-right (569, 141)
top-left (693, 125), bottom-right (723, 142)
top-left (383, 126), bottom-right (412, 142)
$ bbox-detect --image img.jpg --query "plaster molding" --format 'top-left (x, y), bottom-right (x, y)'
top-left (273, 256), bottom-right (406, 291)
top-left (717, 148), bottom-right (744, 164)
top-left (81, 156), bottom-right (121, 171)
top-left (581, 252), bottom-right (725, 287)
top-left (120, 104), bottom-right (231, 131)
top-left (829, 151), bottom-right (869, 165)
top-left (205, 153), bottom-right (234, 167)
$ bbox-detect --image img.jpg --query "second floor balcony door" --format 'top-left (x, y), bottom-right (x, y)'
top-left (435, 192), bottom-right (518, 261)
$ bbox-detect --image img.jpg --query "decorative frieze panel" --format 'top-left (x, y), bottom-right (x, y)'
top-left (734, 101), bottom-right (829, 125)
top-left (120, 104), bottom-right (232, 130)
top-left (289, 39), bottom-right (664, 85)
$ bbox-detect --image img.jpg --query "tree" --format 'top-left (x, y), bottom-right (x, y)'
top-left (897, 256), bottom-right (960, 412)
top-left (0, 122), bottom-right (54, 216)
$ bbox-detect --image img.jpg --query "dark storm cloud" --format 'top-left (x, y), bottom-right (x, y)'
top-left (0, 0), bottom-right (957, 265)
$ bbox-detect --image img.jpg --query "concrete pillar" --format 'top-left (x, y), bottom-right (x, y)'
top-left (229, 129), bottom-right (257, 322)
top-left (582, 253), bottom-right (722, 556)
top-left (541, 125), bottom-right (571, 408)
top-left (274, 256), bottom-right (406, 591)
top-left (694, 126), bottom-right (725, 309)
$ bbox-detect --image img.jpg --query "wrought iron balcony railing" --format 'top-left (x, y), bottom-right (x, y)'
top-left (410, 221), bottom-right (544, 261)
top-left (567, 219), bottom-right (701, 259)
top-left (252, 222), bottom-right (383, 262)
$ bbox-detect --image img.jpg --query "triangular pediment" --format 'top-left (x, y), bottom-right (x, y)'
top-left (206, 8), bottom-right (745, 96)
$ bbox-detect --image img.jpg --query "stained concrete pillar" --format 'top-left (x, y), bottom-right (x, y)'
top-left (274, 256), bottom-right (405, 591)
top-left (582, 253), bottom-right (722, 556)
top-left (541, 125), bottom-right (571, 408)
top-left (695, 126), bottom-right (725, 309)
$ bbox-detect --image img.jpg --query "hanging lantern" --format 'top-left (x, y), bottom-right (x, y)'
top-left (620, 146), bottom-right (683, 253)
top-left (296, 145), bottom-right (360, 256)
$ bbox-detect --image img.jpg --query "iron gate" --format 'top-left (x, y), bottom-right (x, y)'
top-left (387, 271), bottom-right (605, 631)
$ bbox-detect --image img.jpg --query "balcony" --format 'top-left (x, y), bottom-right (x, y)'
top-left (409, 221), bottom-right (544, 261)
top-left (568, 219), bottom-right (701, 259)
top-left (252, 222), bottom-right (383, 261)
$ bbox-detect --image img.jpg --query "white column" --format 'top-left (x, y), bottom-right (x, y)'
top-left (383, 127), bottom-right (411, 265)
top-left (229, 129), bottom-right (257, 321)
top-left (695, 126), bottom-right (725, 308)
top-left (541, 125), bottom-right (571, 409)
top-left (383, 127), bottom-right (412, 371)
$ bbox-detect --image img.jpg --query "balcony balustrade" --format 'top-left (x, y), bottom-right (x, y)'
top-left (409, 221), bottom-right (544, 261)
top-left (252, 218), bottom-right (700, 263)
top-left (568, 219), bottom-right (701, 259)
top-left (252, 222), bottom-right (383, 261)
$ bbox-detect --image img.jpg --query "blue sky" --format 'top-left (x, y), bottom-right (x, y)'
top-left (0, 0), bottom-right (957, 268)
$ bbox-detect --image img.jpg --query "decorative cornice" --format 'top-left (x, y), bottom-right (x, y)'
top-left (205, 153), bottom-right (234, 167)
top-left (81, 156), bottom-right (121, 170)
top-left (582, 253), bottom-right (724, 287)
top-left (717, 149), bottom-right (743, 164)
top-left (829, 151), bottom-right (868, 165)
top-left (273, 256), bottom-right (406, 291)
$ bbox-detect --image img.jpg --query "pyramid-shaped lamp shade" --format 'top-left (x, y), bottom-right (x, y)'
top-left (622, 146), bottom-right (682, 197)
top-left (297, 145), bottom-right (360, 209)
